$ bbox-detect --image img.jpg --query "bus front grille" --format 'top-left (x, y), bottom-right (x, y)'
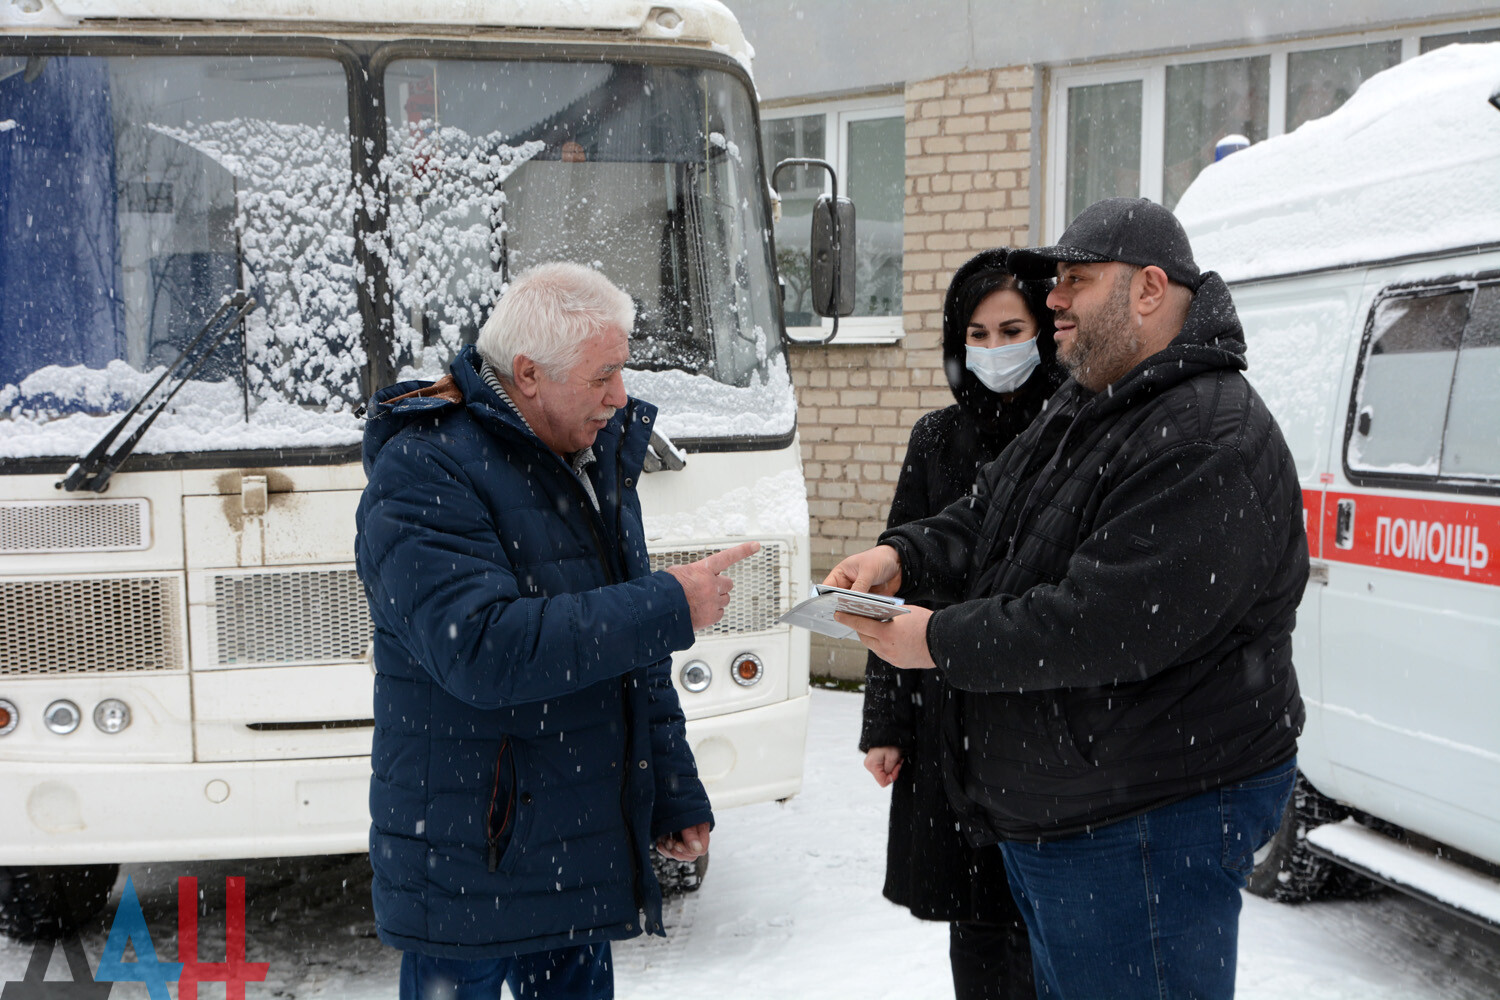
top-left (211, 569), bottom-right (373, 667)
top-left (0, 576), bottom-right (184, 675)
top-left (649, 541), bottom-right (786, 635)
top-left (0, 499), bottom-right (151, 554)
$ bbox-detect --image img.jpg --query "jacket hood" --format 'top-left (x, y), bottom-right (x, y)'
top-left (941, 249), bottom-right (1066, 435)
top-left (1081, 270), bottom-right (1248, 417)
top-left (361, 345), bottom-right (654, 476)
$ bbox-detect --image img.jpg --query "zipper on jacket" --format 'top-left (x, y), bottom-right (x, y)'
top-left (618, 676), bottom-right (646, 913)
top-left (485, 737), bottom-right (515, 873)
top-left (572, 427), bottom-right (625, 585)
top-left (584, 513), bottom-right (619, 585)
top-left (511, 407), bottom-right (645, 904)
top-left (605, 422), bottom-right (647, 913)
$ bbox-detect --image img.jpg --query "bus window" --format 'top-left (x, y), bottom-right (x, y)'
top-left (0, 53), bottom-right (360, 460)
top-left (379, 58), bottom-right (790, 442)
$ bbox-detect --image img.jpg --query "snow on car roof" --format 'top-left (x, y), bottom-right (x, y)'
top-left (3, 0), bottom-right (753, 69)
top-left (1176, 42), bottom-right (1500, 284)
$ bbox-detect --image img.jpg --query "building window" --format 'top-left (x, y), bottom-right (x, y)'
top-left (1065, 80), bottom-right (1141, 223)
top-left (762, 94), bottom-right (904, 344)
top-left (1162, 56), bottom-right (1269, 208)
top-left (1047, 19), bottom-right (1500, 237)
top-left (1285, 42), bottom-right (1400, 133)
top-left (1419, 26), bottom-right (1500, 53)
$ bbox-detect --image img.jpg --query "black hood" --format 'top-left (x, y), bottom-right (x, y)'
top-left (941, 248), bottom-right (1066, 436)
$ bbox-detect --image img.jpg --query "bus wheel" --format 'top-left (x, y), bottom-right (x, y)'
top-left (0, 865), bottom-right (120, 942)
top-left (1247, 772), bottom-right (1350, 903)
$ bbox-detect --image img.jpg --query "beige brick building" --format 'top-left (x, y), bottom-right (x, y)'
top-left (789, 67), bottom-right (1036, 680)
top-left (735, 1), bottom-right (1500, 681)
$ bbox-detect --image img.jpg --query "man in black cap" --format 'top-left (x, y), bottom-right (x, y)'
top-left (826, 197), bottom-right (1307, 999)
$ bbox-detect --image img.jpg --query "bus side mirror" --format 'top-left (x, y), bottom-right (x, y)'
top-left (772, 157), bottom-right (856, 344)
top-left (810, 194), bottom-right (855, 320)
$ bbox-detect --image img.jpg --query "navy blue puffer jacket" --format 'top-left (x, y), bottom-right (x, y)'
top-left (355, 345), bottom-right (712, 959)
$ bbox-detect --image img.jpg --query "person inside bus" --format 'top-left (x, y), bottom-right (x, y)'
top-left (859, 248), bottom-right (1062, 1000)
top-left (831, 198), bottom-right (1305, 1000)
top-left (356, 261), bottom-right (758, 1000)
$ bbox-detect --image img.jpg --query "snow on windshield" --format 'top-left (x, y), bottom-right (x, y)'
top-left (2, 117), bottom-right (366, 459)
top-left (376, 123), bottom-right (544, 380)
top-left (151, 118), bottom-right (365, 407)
top-left (624, 346), bottom-right (796, 442)
top-left (3, 87), bottom-right (793, 459)
top-left (1176, 43), bottom-right (1500, 282)
top-left (0, 361), bottom-right (363, 460)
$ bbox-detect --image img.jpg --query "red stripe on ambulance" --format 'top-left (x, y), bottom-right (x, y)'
top-left (1308, 489), bottom-right (1498, 586)
top-left (1300, 488), bottom-right (1322, 558)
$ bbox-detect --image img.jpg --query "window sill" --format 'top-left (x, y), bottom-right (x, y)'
top-left (785, 322), bottom-right (904, 346)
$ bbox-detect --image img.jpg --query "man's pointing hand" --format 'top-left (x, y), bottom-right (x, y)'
top-left (667, 540), bottom-right (761, 630)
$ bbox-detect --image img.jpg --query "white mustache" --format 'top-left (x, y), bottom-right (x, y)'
top-left (592, 407), bottom-right (617, 423)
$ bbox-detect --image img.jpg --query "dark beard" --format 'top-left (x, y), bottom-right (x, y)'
top-left (1058, 269), bottom-right (1139, 392)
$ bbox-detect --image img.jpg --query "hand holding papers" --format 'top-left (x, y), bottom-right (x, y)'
top-left (778, 584), bottom-right (909, 640)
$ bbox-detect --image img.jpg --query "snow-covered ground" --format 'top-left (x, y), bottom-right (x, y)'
top-left (4, 689), bottom-right (1498, 998)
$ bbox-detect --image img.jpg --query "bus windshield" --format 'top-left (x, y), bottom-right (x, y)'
top-left (0, 53), bottom-right (363, 461)
top-left (379, 58), bottom-right (791, 444)
top-left (0, 49), bottom-right (790, 461)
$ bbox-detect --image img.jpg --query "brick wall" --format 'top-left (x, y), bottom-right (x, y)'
top-left (788, 66), bottom-right (1036, 680)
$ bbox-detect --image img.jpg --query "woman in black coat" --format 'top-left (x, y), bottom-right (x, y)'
top-left (859, 248), bottom-right (1062, 1000)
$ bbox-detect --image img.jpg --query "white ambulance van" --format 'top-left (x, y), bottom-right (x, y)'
top-left (1175, 42), bottom-right (1500, 928)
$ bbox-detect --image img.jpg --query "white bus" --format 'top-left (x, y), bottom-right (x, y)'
top-left (0, 0), bottom-right (817, 939)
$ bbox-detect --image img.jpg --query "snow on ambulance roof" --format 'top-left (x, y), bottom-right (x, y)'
top-left (2, 0), bottom-right (752, 68)
top-left (1175, 42), bottom-right (1500, 284)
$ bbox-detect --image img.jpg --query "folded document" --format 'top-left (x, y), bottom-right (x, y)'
top-left (777, 585), bottom-right (909, 640)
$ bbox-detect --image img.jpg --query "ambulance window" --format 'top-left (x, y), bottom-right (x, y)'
top-left (1348, 290), bottom-right (1466, 475)
top-left (1442, 284), bottom-right (1500, 479)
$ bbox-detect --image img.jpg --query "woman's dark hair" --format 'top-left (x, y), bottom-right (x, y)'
top-left (942, 248), bottom-right (1065, 417)
top-left (955, 270), bottom-right (1051, 337)
top-left (952, 268), bottom-right (1057, 366)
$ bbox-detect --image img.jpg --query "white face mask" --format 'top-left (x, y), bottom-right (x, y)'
top-left (965, 340), bottom-right (1040, 394)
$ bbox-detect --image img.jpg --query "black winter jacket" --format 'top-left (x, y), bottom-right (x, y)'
top-left (860, 249), bottom-right (1062, 923)
top-left (882, 273), bottom-right (1307, 843)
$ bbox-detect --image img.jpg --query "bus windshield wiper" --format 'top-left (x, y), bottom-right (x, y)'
top-left (58, 291), bottom-right (259, 493)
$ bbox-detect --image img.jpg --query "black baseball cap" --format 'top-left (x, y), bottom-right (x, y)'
top-left (1007, 197), bottom-right (1202, 289)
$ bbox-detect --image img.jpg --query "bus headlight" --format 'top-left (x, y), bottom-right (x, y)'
top-left (94, 699), bottom-right (131, 734)
top-left (680, 660), bottom-right (712, 693)
top-left (44, 699), bottom-right (81, 735)
top-left (730, 652), bottom-right (764, 687)
top-left (0, 699), bottom-right (17, 736)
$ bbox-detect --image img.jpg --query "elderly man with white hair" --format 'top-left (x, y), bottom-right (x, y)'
top-left (356, 262), bottom-right (755, 1000)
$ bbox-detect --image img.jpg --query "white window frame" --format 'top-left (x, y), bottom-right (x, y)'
top-left (1044, 17), bottom-right (1500, 241)
top-left (763, 93), bottom-right (906, 345)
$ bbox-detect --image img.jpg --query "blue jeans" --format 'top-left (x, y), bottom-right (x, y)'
top-left (399, 943), bottom-right (612, 1000)
top-left (999, 760), bottom-right (1296, 1000)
